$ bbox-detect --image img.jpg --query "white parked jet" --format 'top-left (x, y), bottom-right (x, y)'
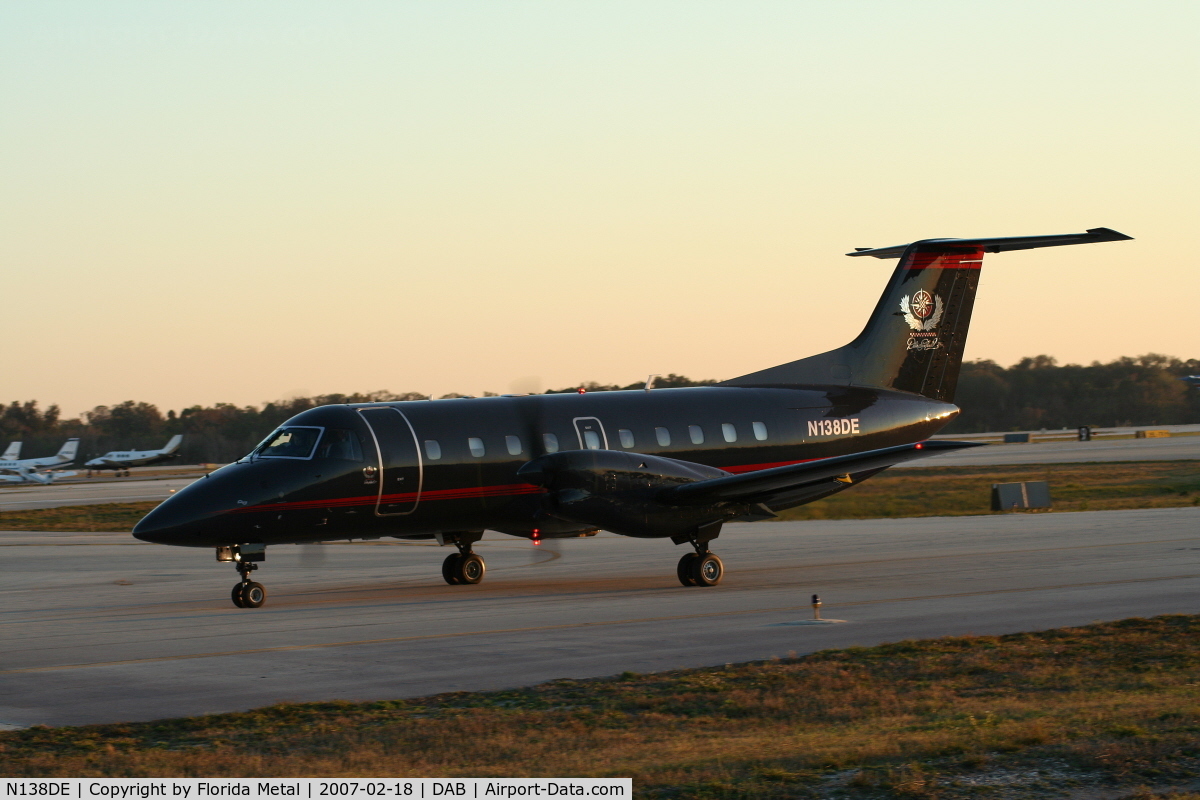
top-left (2, 442), bottom-right (21, 460)
top-left (85, 434), bottom-right (183, 476)
top-left (0, 439), bottom-right (79, 484)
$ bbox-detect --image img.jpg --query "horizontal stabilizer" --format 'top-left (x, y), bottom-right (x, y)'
top-left (661, 440), bottom-right (983, 505)
top-left (848, 227), bottom-right (1132, 259)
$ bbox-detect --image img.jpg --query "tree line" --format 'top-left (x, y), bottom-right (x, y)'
top-left (2, 359), bottom-right (1196, 464)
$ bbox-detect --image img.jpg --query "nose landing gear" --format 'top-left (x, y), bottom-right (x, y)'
top-left (231, 562), bottom-right (267, 608)
top-left (439, 532), bottom-right (486, 585)
top-left (217, 544), bottom-right (268, 608)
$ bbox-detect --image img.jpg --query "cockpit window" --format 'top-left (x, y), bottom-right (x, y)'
top-left (256, 427), bottom-right (322, 459)
top-left (315, 428), bottom-right (365, 462)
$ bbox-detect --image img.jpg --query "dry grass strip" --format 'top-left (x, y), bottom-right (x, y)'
top-left (2, 615), bottom-right (1199, 798)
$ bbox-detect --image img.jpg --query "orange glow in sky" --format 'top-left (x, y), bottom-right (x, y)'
top-left (3, 2), bottom-right (1196, 416)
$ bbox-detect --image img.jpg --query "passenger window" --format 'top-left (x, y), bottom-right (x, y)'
top-left (468, 437), bottom-right (485, 457)
top-left (505, 435), bottom-right (522, 456)
top-left (424, 440), bottom-right (442, 460)
top-left (543, 433), bottom-right (559, 453)
top-left (583, 430), bottom-right (602, 450)
top-left (688, 425), bottom-right (704, 445)
top-left (618, 429), bottom-right (635, 448)
top-left (655, 427), bottom-right (671, 446)
top-left (752, 421), bottom-right (768, 441)
top-left (721, 423), bottom-right (737, 443)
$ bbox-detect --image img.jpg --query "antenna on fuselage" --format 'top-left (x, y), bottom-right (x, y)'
top-left (644, 374), bottom-right (660, 392)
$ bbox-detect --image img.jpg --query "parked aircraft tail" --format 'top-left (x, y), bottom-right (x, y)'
top-left (56, 438), bottom-right (80, 463)
top-left (721, 228), bottom-right (1132, 402)
top-left (162, 434), bottom-right (183, 454)
top-left (1, 441), bottom-right (20, 461)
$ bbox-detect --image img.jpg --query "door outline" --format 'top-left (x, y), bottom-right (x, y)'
top-left (572, 416), bottom-right (609, 450)
top-left (357, 407), bottom-right (423, 516)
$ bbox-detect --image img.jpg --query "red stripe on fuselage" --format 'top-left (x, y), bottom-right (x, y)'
top-left (228, 482), bottom-right (544, 514)
top-left (225, 458), bottom-right (812, 516)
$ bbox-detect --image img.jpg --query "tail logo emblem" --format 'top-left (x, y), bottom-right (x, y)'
top-left (901, 291), bottom-right (944, 332)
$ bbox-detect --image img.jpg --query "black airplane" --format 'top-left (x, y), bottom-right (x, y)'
top-left (134, 227), bottom-right (1132, 608)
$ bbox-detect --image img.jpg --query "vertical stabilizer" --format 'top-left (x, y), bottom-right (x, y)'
top-left (721, 228), bottom-right (1131, 402)
top-left (56, 438), bottom-right (80, 463)
top-left (2, 442), bottom-right (21, 461)
top-left (162, 434), bottom-right (183, 454)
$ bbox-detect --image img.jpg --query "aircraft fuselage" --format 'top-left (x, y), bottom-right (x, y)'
top-left (134, 384), bottom-right (956, 548)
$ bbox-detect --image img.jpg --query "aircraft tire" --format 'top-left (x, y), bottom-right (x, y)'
top-left (458, 553), bottom-right (486, 585)
top-left (676, 553), bottom-right (698, 587)
top-left (241, 581), bottom-right (267, 608)
top-left (231, 583), bottom-right (246, 608)
top-left (690, 553), bottom-right (723, 587)
top-left (441, 553), bottom-right (463, 585)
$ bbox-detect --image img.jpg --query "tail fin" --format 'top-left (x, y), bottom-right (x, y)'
top-left (56, 438), bottom-right (79, 463)
top-left (162, 434), bottom-right (183, 454)
top-left (2, 441), bottom-right (21, 461)
top-left (722, 227), bottom-right (1131, 402)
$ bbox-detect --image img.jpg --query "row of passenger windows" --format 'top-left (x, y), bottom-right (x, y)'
top-left (422, 421), bottom-right (769, 460)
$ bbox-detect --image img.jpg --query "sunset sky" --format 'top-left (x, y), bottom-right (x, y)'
top-left (3, 1), bottom-right (1197, 417)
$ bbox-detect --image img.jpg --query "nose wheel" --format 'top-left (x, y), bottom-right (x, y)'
top-left (230, 560), bottom-right (267, 608)
top-left (231, 580), bottom-right (266, 608)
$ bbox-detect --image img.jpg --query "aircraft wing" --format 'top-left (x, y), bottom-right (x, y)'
top-left (660, 440), bottom-right (983, 506)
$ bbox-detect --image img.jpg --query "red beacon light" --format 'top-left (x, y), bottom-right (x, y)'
top-left (531, 528), bottom-right (541, 545)
top-left (577, 387), bottom-right (586, 394)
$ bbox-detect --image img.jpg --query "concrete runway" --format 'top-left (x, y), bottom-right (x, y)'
top-left (2, 508), bottom-right (1198, 729)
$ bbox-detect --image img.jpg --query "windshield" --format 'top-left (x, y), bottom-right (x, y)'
top-left (256, 427), bottom-right (322, 459)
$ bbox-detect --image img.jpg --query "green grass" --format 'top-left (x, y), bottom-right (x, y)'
top-left (778, 460), bottom-right (1200, 520)
top-left (3, 616), bottom-right (1199, 798)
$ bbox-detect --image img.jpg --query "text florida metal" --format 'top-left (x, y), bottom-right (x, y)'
top-left (133, 227), bottom-right (1132, 607)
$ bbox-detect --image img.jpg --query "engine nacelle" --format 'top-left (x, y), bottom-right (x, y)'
top-left (516, 450), bottom-right (735, 538)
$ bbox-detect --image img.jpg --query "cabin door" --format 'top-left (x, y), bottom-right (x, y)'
top-left (357, 407), bottom-right (423, 515)
top-left (572, 417), bottom-right (609, 450)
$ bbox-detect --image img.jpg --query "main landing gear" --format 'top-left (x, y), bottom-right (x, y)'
top-left (217, 544), bottom-right (267, 608)
top-left (674, 520), bottom-right (724, 587)
top-left (439, 532), bottom-right (486, 585)
top-left (677, 550), bottom-right (724, 587)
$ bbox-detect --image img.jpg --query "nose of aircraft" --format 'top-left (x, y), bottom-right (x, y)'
top-left (132, 494), bottom-right (205, 544)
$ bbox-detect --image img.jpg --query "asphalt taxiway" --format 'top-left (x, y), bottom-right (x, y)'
top-left (2, 507), bottom-right (1197, 729)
